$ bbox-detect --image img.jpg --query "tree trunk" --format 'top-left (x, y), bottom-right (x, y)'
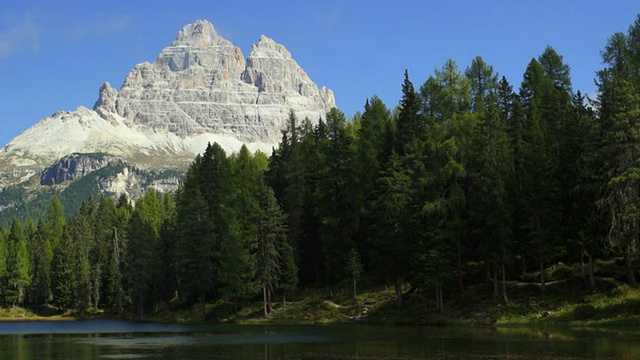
top-left (93, 272), bottom-right (101, 311)
top-left (353, 277), bottom-right (357, 299)
top-left (580, 249), bottom-right (586, 281)
top-left (137, 297), bottom-right (144, 321)
top-left (457, 237), bottom-right (465, 296)
top-left (113, 228), bottom-right (124, 313)
top-left (394, 277), bottom-right (403, 308)
top-left (263, 285), bottom-right (268, 317)
top-left (435, 284), bottom-right (444, 314)
top-left (501, 263), bottom-right (509, 304)
top-left (588, 253), bottom-right (595, 290)
top-left (539, 261), bottom-right (546, 294)
top-left (492, 266), bottom-right (499, 299)
top-left (199, 294), bottom-right (206, 319)
top-left (625, 250), bottom-right (637, 287)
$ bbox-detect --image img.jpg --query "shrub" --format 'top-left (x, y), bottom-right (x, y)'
top-left (573, 304), bottom-right (596, 320)
top-left (612, 284), bottom-right (632, 297)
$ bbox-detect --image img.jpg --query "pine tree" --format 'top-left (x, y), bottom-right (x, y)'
top-left (313, 108), bottom-right (360, 283)
top-left (125, 190), bottom-right (164, 319)
top-left (45, 196), bottom-right (66, 250)
top-left (422, 59), bottom-right (475, 296)
top-left (396, 70), bottom-right (424, 152)
top-left (256, 187), bottom-right (289, 316)
top-left (5, 219), bottom-right (31, 306)
top-left (598, 78), bottom-right (640, 286)
top-left (468, 94), bottom-right (513, 302)
top-left (594, 20), bottom-right (640, 286)
top-left (68, 212), bottom-right (92, 315)
top-left (27, 220), bottom-right (52, 307)
top-left (0, 229), bottom-right (6, 305)
top-left (52, 226), bottom-right (75, 311)
top-left (465, 56), bottom-right (499, 112)
top-left (370, 152), bottom-right (414, 307)
top-left (518, 58), bottom-right (561, 293)
top-left (89, 196), bottom-right (117, 310)
top-left (177, 185), bottom-right (215, 317)
top-left (346, 248), bottom-right (363, 299)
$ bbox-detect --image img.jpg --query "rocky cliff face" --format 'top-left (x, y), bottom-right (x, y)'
top-left (0, 19), bottom-right (335, 192)
top-left (112, 20), bottom-right (333, 142)
top-left (40, 153), bottom-right (116, 186)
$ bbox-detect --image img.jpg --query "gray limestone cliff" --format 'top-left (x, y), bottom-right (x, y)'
top-left (111, 19), bottom-right (335, 142)
top-left (0, 19), bottom-right (336, 193)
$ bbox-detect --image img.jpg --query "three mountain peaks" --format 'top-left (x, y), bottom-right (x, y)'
top-left (0, 20), bottom-right (335, 194)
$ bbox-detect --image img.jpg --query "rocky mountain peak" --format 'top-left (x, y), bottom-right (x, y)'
top-left (93, 82), bottom-right (118, 123)
top-left (172, 19), bottom-right (220, 47)
top-left (153, 20), bottom-right (243, 73)
top-left (0, 19), bottom-right (336, 192)
top-left (251, 35), bottom-right (292, 59)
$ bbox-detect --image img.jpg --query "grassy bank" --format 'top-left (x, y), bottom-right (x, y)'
top-left (135, 276), bottom-right (640, 327)
top-left (5, 271), bottom-right (640, 327)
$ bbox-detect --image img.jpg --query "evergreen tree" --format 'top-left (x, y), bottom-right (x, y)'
top-left (313, 108), bottom-right (360, 283)
top-left (370, 152), bottom-right (414, 307)
top-left (68, 211), bottom-right (92, 315)
top-left (46, 196), bottom-right (66, 251)
top-left (176, 184), bottom-right (215, 317)
top-left (256, 187), bottom-right (289, 316)
top-left (5, 219), bottom-right (31, 306)
top-left (0, 229), bottom-right (6, 304)
top-left (397, 70), bottom-right (424, 152)
top-left (89, 196), bottom-right (117, 310)
top-left (346, 248), bottom-right (363, 299)
top-left (27, 220), bottom-right (52, 307)
top-left (175, 144), bottom-right (235, 314)
top-left (51, 226), bottom-right (75, 311)
top-left (598, 77), bottom-right (640, 286)
top-left (518, 58), bottom-right (561, 293)
top-left (465, 56), bottom-right (499, 112)
top-left (468, 93), bottom-right (514, 302)
top-left (125, 190), bottom-right (164, 319)
top-left (217, 218), bottom-right (255, 309)
top-left (422, 59), bottom-right (475, 295)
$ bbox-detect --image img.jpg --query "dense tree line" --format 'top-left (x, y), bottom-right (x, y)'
top-left (0, 16), bottom-right (639, 316)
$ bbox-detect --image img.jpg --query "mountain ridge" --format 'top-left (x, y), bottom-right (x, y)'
top-left (0, 19), bottom-right (335, 191)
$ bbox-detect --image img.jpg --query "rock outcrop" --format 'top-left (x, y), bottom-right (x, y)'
top-left (41, 153), bottom-right (117, 186)
top-left (0, 19), bottom-right (335, 191)
top-left (113, 20), bottom-right (334, 142)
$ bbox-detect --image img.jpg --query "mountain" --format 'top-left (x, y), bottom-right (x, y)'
top-left (0, 20), bottom-right (335, 223)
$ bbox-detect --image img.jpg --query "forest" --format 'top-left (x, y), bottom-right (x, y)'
top-left (0, 15), bottom-right (640, 320)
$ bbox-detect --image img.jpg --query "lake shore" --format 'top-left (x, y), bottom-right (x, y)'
top-left (3, 279), bottom-right (640, 327)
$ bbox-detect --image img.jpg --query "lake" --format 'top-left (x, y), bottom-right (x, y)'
top-left (0, 320), bottom-right (638, 359)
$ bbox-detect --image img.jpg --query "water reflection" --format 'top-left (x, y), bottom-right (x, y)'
top-left (0, 321), bottom-right (639, 359)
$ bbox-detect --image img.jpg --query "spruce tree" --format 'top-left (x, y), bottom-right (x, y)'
top-left (52, 226), bottom-right (75, 311)
top-left (5, 219), bottom-right (31, 306)
top-left (256, 187), bottom-right (289, 316)
top-left (465, 56), bottom-right (499, 112)
top-left (28, 220), bottom-right (52, 307)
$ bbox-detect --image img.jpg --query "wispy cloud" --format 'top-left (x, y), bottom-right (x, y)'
top-left (0, 16), bottom-right (40, 58)
top-left (66, 14), bottom-right (133, 41)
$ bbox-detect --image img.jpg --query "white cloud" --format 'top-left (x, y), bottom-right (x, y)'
top-left (96, 15), bottom-right (132, 35)
top-left (67, 14), bottom-right (133, 41)
top-left (0, 16), bottom-right (40, 58)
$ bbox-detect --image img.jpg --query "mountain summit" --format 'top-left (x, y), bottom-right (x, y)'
top-left (0, 20), bottom-right (335, 189)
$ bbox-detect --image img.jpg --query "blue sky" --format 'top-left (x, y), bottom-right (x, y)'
top-left (1, 1), bottom-right (638, 147)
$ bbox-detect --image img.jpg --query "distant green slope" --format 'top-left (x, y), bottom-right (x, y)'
top-left (0, 161), bottom-right (182, 228)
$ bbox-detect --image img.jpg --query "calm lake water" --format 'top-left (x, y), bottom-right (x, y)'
top-left (0, 320), bottom-right (638, 359)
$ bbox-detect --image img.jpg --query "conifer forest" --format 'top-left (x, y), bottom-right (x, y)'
top-left (2, 15), bottom-right (640, 319)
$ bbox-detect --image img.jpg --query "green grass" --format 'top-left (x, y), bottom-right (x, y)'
top-left (5, 260), bottom-right (640, 328)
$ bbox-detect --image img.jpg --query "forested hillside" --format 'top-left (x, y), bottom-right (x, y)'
top-left (1, 15), bottom-right (640, 320)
